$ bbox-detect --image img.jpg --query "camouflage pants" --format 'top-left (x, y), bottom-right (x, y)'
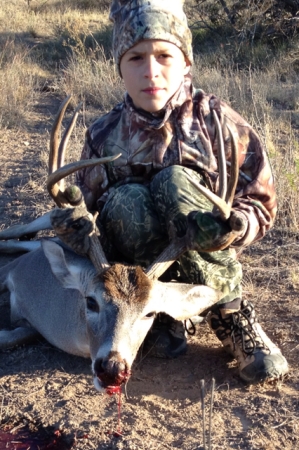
top-left (100, 165), bottom-right (242, 304)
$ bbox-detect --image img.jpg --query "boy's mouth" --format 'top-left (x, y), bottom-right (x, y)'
top-left (142, 88), bottom-right (163, 95)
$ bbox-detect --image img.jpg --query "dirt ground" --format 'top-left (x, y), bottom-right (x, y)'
top-left (0, 94), bottom-right (298, 450)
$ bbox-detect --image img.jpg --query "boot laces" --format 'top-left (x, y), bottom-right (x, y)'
top-left (216, 301), bottom-right (269, 356)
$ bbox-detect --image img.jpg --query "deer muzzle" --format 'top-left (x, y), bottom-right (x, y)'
top-left (93, 352), bottom-right (131, 389)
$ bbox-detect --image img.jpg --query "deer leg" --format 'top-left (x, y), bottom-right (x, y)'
top-left (0, 211), bottom-right (53, 240)
top-left (0, 327), bottom-right (41, 350)
top-left (0, 240), bottom-right (43, 254)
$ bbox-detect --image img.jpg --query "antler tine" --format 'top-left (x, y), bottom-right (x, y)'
top-left (183, 112), bottom-right (239, 221)
top-left (89, 232), bottom-right (110, 272)
top-left (225, 124), bottom-right (239, 208)
top-left (183, 174), bottom-right (231, 221)
top-left (145, 237), bottom-right (187, 280)
top-left (56, 101), bottom-right (83, 192)
top-left (49, 95), bottom-right (72, 177)
top-left (47, 154), bottom-right (121, 207)
top-left (47, 95), bottom-right (121, 208)
top-left (47, 96), bottom-right (122, 273)
top-left (48, 95), bottom-right (86, 207)
top-left (212, 110), bottom-right (227, 201)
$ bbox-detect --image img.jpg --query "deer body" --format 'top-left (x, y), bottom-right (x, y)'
top-left (0, 239), bottom-right (221, 390)
top-left (0, 241), bottom-right (93, 357)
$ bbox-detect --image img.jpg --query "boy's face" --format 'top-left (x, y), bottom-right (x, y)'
top-left (120, 40), bottom-right (190, 113)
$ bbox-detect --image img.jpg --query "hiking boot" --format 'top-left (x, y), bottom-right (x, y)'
top-left (143, 313), bottom-right (187, 358)
top-left (208, 300), bottom-right (288, 384)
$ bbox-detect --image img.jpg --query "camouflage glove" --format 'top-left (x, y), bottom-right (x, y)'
top-left (186, 209), bottom-right (247, 252)
top-left (50, 206), bottom-right (98, 256)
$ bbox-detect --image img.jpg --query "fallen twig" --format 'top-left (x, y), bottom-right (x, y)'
top-left (200, 379), bottom-right (206, 450)
top-left (208, 378), bottom-right (215, 450)
top-left (200, 378), bottom-right (215, 450)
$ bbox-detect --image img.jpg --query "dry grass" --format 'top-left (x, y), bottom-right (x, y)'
top-left (0, 40), bottom-right (42, 128)
top-left (0, 0), bottom-right (110, 36)
top-left (0, 0), bottom-right (113, 126)
top-left (59, 36), bottom-right (123, 110)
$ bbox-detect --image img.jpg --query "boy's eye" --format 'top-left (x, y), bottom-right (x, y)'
top-left (158, 54), bottom-right (173, 63)
top-left (130, 55), bottom-right (142, 61)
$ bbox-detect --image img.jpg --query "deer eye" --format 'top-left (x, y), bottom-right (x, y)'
top-left (86, 297), bottom-right (99, 313)
top-left (145, 311), bottom-right (156, 319)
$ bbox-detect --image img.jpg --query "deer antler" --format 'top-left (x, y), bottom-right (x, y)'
top-left (146, 110), bottom-right (239, 280)
top-left (49, 99), bottom-right (238, 280)
top-left (48, 95), bottom-right (121, 209)
top-left (48, 95), bottom-right (121, 273)
top-left (184, 111), bottom-right (238, 221)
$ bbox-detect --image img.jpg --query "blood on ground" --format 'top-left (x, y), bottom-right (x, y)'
top-left (0, 422), bottom-right (73, 450)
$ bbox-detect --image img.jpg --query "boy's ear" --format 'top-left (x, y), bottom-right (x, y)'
top-left (183, 57), bottom-right (191, 75)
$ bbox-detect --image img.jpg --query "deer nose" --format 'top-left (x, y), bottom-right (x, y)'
top-left (94, 352), bottom-right (130, 387)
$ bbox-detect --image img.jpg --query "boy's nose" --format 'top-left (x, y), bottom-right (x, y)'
top-left (144, 57), bottom-right (160, 79)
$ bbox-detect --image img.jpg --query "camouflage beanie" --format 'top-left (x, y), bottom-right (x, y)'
top-left (109, 0), bottom-right (193, 69)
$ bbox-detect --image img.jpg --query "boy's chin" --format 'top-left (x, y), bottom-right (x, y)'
top-left (141, 103), bottom-right (166, 114)
top-left (136, 101), bottom-right (167, 114)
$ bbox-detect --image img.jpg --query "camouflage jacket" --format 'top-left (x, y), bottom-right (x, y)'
top-left (76, 76), bottom-right (276, 248)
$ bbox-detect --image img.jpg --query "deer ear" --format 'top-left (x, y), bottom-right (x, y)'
top-left (153, 282), bottom-right (222, 320)
top-left (41, 239), bottom-right (82, 290)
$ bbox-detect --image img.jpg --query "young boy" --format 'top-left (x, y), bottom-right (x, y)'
top-left (76, 0), bottom-right (288, 384)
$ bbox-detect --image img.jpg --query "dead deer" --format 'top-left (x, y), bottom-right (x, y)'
top-left (0, 96), bottom-right (240, 391)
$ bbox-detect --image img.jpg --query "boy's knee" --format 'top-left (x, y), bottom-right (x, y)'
top-left (150, 166), bottom-right (210, 217)
top-left (102, 184), bottom-right (151, 219)
top-left (153, 165), bottom-right (192, 183)
top-left (151, 165), bottom-right (205, 193)
top-left (101, 183), bottom-right (160, 240)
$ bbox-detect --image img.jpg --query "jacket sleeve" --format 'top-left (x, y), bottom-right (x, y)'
top-left (75, 105), bottom-right (123, 212)
top-left (75, 127), bottom-right (110, 212)
top-left (206, 95), bottom-right (277, 248)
